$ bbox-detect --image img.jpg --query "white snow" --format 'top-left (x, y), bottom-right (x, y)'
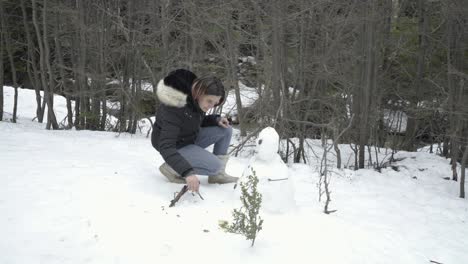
top-left (239, 56), bottom-right (257, 65)
top-left (106, 79), bottom-right (154, 92)
top-left (384, 109), bottom-right (408, 133)
top-left (220, 81), bottom-right (258, 116)
top-left (1, 86), bottom-right (468, 264)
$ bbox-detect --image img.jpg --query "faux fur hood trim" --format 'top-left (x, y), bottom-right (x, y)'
top-left (156, 79), bottom-right (188, 108)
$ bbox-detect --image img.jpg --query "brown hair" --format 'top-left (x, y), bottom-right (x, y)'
top-left (191, 76), bottom-right (226, 106)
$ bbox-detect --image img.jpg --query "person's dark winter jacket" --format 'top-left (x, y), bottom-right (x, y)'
top-left (151, 69), bottom-right (220, 177)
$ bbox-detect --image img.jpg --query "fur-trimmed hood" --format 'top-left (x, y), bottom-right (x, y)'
top-left (156, 69), bottom-right (197, 108)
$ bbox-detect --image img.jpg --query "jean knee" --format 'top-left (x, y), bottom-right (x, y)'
top-left (224, 126), bottom-right (233, 138)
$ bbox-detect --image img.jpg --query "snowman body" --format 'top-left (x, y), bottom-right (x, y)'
top-left (240, 127), bottom-right (295, 214)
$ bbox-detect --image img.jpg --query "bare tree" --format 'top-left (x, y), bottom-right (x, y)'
top-left (41, 0), bottom-right (59, 129)
top-left (3, 7), bottom-right (19, 123)
top-left (53, 5), bottom-right (73, 128)
top-left (460, 143), bottom-right (468, 198)
top-left (0, 0), bottom-right (4, 122)
top-left (445, 0), bottom-right (467, 181)
top-left (20, 0), bottom-right (44, 122)
top-left (225, 8), bottom-right (246, 136)
top-left (403, 0), bottom-right (428, 151)
top-left (31, 0), bottom-right (58, 129)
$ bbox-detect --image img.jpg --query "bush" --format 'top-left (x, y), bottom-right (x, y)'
top-left (219, 168), bottom-right (263, 247)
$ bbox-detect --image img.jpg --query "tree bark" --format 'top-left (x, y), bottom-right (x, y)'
top-left (0, 0), bottom-right (4, 122)
top-left (98, 5), bottom-right (108, 131)
top-left (41, 0), bottom-right (59, 129)
top-left (356, 1), bottom-right (378, 169)
top-left (4, 14), bottom-right (19, 123)
top-left (446, 0), bottom-right (466, 181)
top-left (270, 0), bottom-right (284, 114)
top-left (75, 0), bottom-right (88, 130)
top-left (32, 0), bottom-right (54, 127)
top-left (225, 15), bottom-right (246, 137)
top-left (20, 0), bottom-right (43, 122)
top-left (460, 143), bottom-right (468, 198)
top-left (404, 0), bottom-right (428, 151)
top-left (160, 0), bottom-right (170, 76)
top-left (54, 10), bottom-right (73, 129)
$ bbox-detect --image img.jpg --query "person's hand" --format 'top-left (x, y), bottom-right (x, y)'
top-left (185, 175), bottom-right (200, 192)
top-left (218, 117), bottom-right (230, 128)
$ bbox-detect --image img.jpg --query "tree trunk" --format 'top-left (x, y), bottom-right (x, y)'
top-left (99, 10), bottom-right (108, 131)
top-left (160, 0), bottom-right (170, 76)
top-left (460, 143), bottom-right (468, 198)
top-left (41, 0), bottom-right (59, 129)
top-left (98, 6), bottom-right (108, 131)
top-left (443, 136), bottom-right (450, 157)
top-left (119, 56), bottom-right (130, 132)
top-left (4, 16), bottom-right (19, 123)
top-left (54, 11), bottom-right (73, 129)
top-left (404, 0), bottom-right (428, 151)
top-left (31, 0), bottom-right (52, 126)
top-left (357, 1), bottom-right (378, 169)
top-left (20, 0), bottom-right (43, 122)
top-left (270, 0), bottom-right (285, 121)
top-left (75, 0), bottom-right (88, 130)
top-left (225, 17), bottom-right (245, 136)
top-left (446, 0), bottom-right (466, 181)
top-left (0, 0), bottom-right (4, 122)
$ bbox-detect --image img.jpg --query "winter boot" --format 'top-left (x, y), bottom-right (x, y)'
top-left (208, 155), bottom-right (239, 184)
top-left (159, 162), bottom-right (186, 184)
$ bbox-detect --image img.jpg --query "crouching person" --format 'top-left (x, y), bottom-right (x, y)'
top-left (151, 69), bottom-right (238, 192)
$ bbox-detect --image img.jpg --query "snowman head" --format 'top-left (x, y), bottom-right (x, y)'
top-left (256, 127), bottom-right (279, 161)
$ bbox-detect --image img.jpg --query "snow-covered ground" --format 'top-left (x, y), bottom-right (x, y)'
top-left (1, 86), bottom-right (468, 264)
top-left (219, 81), bottom-right (258, 117)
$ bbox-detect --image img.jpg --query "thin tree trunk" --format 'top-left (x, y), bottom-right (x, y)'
top-left (119, 55), bottom-right (130, 132)
top-left (357, 2), bottom-right (376, 169)
top-left (54, 12), bottom-right (73, 129)
top-left (270, 0), bottom-right (283, 114)
top-left (75, 0), bottom-right (87, 130)
top-left (42, 0), bottom-right (59, 129)
top-left (460, 143), bottom-right (468, 198)
top-left (446, 0), bottom-right (466, 181)
top-left (99, 11), bottom-right (107, 131)
top-left (293, 0), bottom-right (307, 163)
top-left (0, 0), bottom-right (4, 122)
top-left (443, 137), bottom-right (450, 157)
top-left (404, 0), bottom-right (428, 151)
top-left (31, 0), bottom-right (52, 126)
top-left (127, 2), bottom-right (137, 134)
top-left (98, 6), bottom-right (108, 131)
top-left (334, 139), bottom-right (342, 169)
top-left (127, 60), bottom-right (136, 133)
top-left (225, 17), bottom-right (245, 137)
top-left (4, 19), bottom-right (19, 123)
top-left (72, 26), bottom-right (80, 129)
top-left (20, 0), bottom-right (43, 122)
top-left (160, 0), bottom-right (170, 76)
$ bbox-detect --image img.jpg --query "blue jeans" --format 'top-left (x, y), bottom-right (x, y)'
top-left (177, 126), bottom-right (233, 176)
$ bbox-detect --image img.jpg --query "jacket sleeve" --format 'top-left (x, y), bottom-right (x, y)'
top-left (201, 114), bottom-right (221, 127)
top-left (158, 108), bottom-right (194, 177)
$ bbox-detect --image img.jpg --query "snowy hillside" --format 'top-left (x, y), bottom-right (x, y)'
top-left (1, 86), bottom-right (467, 264)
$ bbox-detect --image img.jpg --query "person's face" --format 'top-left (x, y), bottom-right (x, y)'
top-left (197, 94), bottom-right (221, 112)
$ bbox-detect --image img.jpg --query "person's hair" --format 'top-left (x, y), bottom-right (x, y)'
top-left (191, 76), bottom-right (226, 106)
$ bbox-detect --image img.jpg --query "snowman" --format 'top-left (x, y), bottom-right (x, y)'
top-left (239, 127), bottom-right (296, 214)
